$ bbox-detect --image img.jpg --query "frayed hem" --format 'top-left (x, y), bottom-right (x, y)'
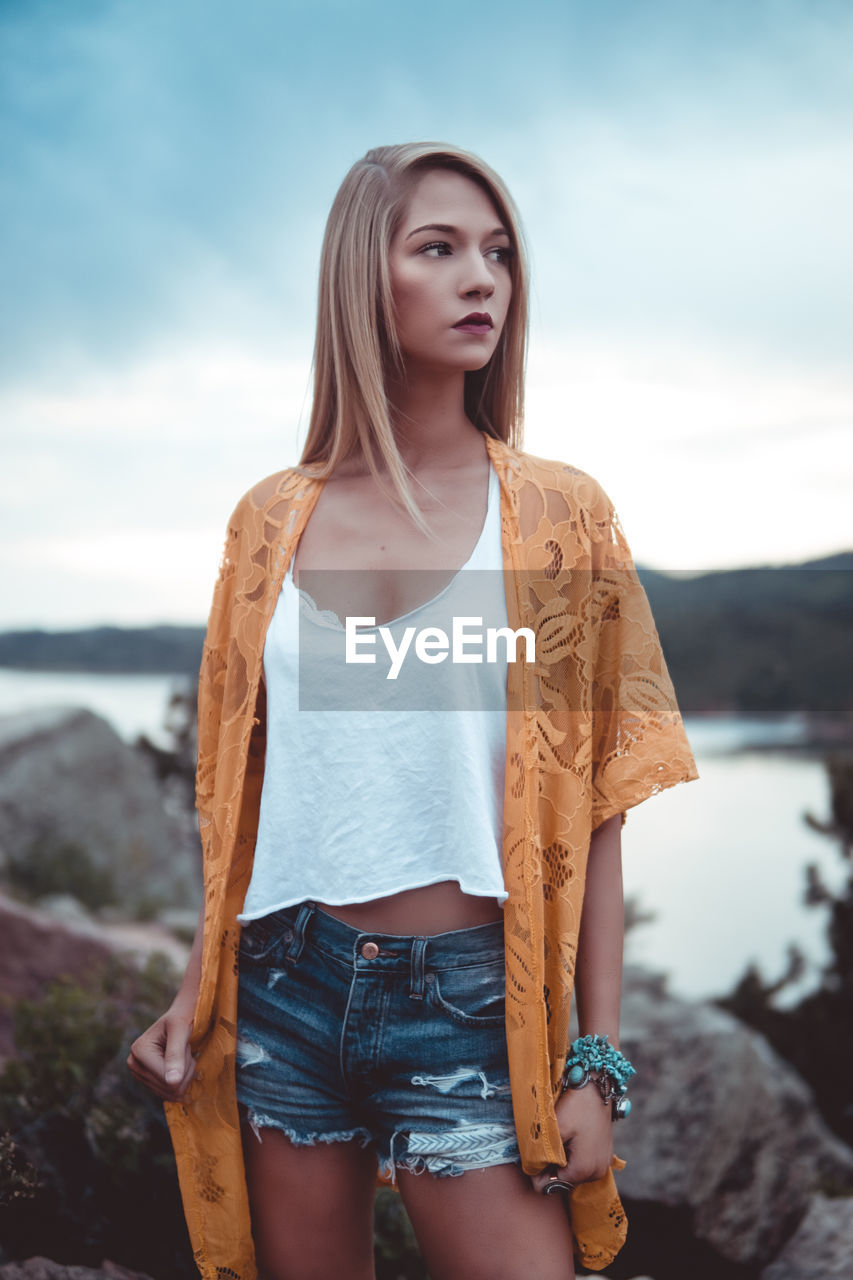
top-left (378, 1122), bottom-right (521, 1184)
top-left (243, 1111), bottom-right (374, 1150)
top-left (379, 1152), bottom-right (522, 1183)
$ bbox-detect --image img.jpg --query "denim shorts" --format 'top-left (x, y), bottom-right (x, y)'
top-left (235, 900), bottom-right (521, 1182)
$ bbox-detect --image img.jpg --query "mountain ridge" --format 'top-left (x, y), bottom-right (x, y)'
top-left (1, 553), bottom-right (851, 713)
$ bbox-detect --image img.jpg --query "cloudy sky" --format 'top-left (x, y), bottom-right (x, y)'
top-left (1, 0), bottom-right (850, 628)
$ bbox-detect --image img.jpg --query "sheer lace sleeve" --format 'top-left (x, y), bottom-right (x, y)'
top-left (586, 482), bottom-right (698, 829)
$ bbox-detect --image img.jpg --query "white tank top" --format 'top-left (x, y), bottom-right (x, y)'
top-left (238, 462), bottom-right (509, 922)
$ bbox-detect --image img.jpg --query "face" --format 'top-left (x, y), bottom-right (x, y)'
top-left (388, 168), bottom-right (514, 376)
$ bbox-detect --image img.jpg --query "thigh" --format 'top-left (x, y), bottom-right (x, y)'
top-left (397, 1161), bottom-right (576, 1280)
top-left (241, 1113), bottom-right (379, 1280)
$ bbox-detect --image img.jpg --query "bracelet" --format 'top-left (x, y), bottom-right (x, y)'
top-left (560, 1034), bottom-right (636, 1121)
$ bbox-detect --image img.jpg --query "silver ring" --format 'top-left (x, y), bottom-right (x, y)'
top-left (543, 1177), bottom-right (575, 1195)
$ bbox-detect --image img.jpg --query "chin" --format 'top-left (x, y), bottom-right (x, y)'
top-left (463, 353), bottom-right (497, 372)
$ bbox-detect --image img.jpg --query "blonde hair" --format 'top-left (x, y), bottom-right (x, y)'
top-left (298, 142), bottom-right (529, 524)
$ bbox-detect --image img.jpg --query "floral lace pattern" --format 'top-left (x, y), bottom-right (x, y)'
top-left (165, 436), bottom-right (698, 1277)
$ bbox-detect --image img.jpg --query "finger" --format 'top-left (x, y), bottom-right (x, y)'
top-left (173, 1051), bottom-right (197, 1098)
top-left (128, 1020), bottom-right (167, 1067)
top-left (126, 1044), bottom-right (162, 1089)
top-left (126, 1051), bottom-right (192, 1102)
top-left (126, 1027), bottom-right (187, 1097)
top-left (126, 1047), bottom-right (168, 1094)
top-left (163, 1020), bottom-right (192, 1085)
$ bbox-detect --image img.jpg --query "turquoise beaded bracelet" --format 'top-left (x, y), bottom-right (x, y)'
top-left (560, 1033), bottom-right (636, 1121)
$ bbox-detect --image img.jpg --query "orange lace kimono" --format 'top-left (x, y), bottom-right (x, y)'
top-left (165, 435), bottom-right (698, 1277)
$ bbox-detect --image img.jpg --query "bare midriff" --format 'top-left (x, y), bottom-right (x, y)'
top-left (316, 880), bottom-right (503, 936)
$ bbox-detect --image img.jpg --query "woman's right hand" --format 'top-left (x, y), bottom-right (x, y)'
top-left (127, 1003), bottom-right (197, 1101)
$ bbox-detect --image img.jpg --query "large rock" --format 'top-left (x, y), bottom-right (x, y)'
top-left (613, 966), bottom-right (853, 1269)
top-left (0, 1260), bottom-right (153, 1279)
top-left (0, 894), bottom-right (113, 1057)
top-left (0, 893), bottom-right (189, 1057)
top-left (0, 707), bottom-right (200, 918)
top-left (761, 1192), bottom-right (853, 1277)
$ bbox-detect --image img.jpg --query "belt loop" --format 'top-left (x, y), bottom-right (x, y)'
top-left (409, 936), bottom-right (427, 1001)
top-left (285, 901), bottom-right (315, 966)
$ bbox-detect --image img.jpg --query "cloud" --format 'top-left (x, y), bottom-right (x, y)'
top-left (526, 333), bottom-right (853, 570)
top-left (1, 0), bottom-right (850, 623)
top-left (4, 0), bottom-right (850, 379)
top-left (0, 341), bottom-right (312, 546)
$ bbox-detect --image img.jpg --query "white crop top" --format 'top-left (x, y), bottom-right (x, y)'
top-left (238, 462), bottom-right (509, 922)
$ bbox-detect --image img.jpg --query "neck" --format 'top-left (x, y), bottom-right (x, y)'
top-left (386, 366), bottom-right (482, 472)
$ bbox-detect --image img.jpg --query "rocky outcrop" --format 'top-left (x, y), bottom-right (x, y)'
top-left (0, 707), bottom-right (200, 918)
top-left (609, 966), bottom-right (853, 1275)
top-left (0, 892), bottom-right (190, 1057)
top-left (1, 952), bottom-right (849, 1278)
top-left (0, 1261), bottom-right (154, 1279)
top-left (0, 893), bottom-right (112, 1054)
top-left (1, 697), bottom-right (850, 1280)
top-left (760, 1193), bottom-right (853, 1277)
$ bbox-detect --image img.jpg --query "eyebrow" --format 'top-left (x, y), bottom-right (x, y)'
top-left (404, 222), bottom-right (512, 241)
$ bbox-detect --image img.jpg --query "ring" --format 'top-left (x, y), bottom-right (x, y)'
top-left (543, 1176), bottom-right (575, 1195)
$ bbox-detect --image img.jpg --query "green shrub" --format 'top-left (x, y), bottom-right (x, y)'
top-left (5, 834), bottom-right (116, 911)
top-left (0, 1131), bottom-right (40, 1206)
top-left (0, 954), bottom-right (197, 1276)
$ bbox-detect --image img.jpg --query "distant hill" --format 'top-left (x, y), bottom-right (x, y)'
top-left (0, 625), bottom-right (205, 676)
top-left (639, 552), bottom-right (853, 713)
top-left (0, 552), bottom-right (850, 713)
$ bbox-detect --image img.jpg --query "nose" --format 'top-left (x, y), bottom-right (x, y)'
top-left (459, 250), bottom-right (496, 300)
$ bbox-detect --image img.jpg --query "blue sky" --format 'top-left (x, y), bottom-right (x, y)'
top-left (1, 0), bottom-right (851, 626)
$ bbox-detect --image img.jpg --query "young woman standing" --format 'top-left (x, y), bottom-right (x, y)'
top-left (129, 143), bottom-right (698, 1280)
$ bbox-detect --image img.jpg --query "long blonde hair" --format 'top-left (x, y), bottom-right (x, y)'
top-left (298, 142), bottom-right (529, 523)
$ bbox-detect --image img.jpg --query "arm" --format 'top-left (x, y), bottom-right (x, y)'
top-left (532, 812), bottom-right (624, 1190)
top-left (126, 899), bottom-right (205, 1100)
top-left (574, 811), bottom-right (624, 1049)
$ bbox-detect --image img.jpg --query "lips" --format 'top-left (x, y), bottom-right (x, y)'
top-left (453, 312), bottom-right (493, 332)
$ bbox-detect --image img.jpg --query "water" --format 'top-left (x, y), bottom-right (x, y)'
top-left (0, 669), bottom-right (845, 1007)
top-left (0, 668), bottom-right (191, 748)
top-left (620, 742), bottom-right (841, 1008)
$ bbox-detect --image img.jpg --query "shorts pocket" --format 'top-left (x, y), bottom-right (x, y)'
top-left (427, 957), bottom-right (506, 1027)
top-left (238, 914), bottom-right (294, 963)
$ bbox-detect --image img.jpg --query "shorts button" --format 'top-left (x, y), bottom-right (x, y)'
top-left (360, 941), bottom-right (380, 960)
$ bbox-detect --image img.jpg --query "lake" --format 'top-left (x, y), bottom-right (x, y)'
top-left (0, 668), bottom-right (845, 1010)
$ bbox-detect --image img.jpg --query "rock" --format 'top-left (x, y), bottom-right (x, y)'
top-left (35, 894), bottom-right (93, 925)
top-left (612, 966), bottom-right (853, 1269)
top-left (156, 906), bottom-right (201, 935)
top-left (0, 707), bottom-right (200, 918)
top-left (0, 892), bottom-right (189, 1057)
top-left (0, 893), bottom-right (114, 1056)
top-left (760, 1193), bottom-right (853, 1278)
top-left (0, 1260), bottom-right (154, 1279)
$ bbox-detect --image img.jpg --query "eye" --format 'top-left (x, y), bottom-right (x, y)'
top-left (486, 246), bottom-right (514, 266)
top-left (419, 240), bottom-right (453, 257)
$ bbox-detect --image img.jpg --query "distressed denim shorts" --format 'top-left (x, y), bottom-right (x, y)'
top-left (235, 900), bottom-right (521, 1182)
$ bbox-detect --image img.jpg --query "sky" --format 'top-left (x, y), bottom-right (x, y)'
top-left (1, 0), bottom-right (851, 628)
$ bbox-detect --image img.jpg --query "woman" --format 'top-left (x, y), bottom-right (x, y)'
top-left (129, 143), bottom-right (698, 1280)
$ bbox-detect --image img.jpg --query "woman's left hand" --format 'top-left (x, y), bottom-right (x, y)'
top-left (530, 1078), bottom-right (615, 1194)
